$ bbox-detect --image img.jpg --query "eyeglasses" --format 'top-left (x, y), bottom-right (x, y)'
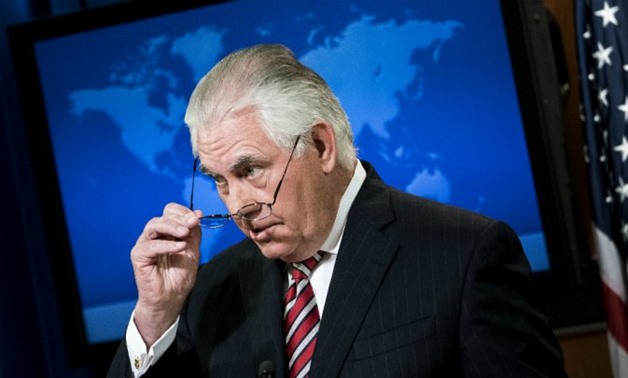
top-left (189, 136), bottom-right (301, 229)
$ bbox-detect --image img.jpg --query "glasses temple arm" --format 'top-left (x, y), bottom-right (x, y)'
top-left (271, 136), bottom-right (300, 205)
top-left (190, 157), bottom-right (199, 210)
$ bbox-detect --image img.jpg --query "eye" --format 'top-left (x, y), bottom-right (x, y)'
top-left (243, 166), bottom-right (263, 179)
top-left (209, 173), bottom-right (227, 187)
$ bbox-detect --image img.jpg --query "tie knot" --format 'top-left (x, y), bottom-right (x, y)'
top-left (290, 252), bottom-right (323, 282)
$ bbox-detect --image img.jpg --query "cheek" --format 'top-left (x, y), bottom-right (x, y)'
top-left (291, 183), bottom-right (331, 233)
top-left (274, 162), bottom-right (331, 237)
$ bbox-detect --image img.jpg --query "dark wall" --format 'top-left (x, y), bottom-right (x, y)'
top-left (1, 2), bottom-right (52, 376)
top-left (0, 113), bottom-right (47, 374)
top-left (1, 2), bottom-right (130, 377)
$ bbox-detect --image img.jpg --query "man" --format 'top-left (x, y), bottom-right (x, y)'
top-left (108, 44), bottom-right (566, 377)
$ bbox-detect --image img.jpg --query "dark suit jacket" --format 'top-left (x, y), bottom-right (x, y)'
top-left (109, 162), bottom-right (566, 377)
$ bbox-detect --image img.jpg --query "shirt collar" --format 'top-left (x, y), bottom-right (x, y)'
top-left (319, 161), bottom-right (366, 255)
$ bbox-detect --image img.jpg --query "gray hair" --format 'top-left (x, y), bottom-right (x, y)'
top-left (184, 44), bottom-right (357, 169)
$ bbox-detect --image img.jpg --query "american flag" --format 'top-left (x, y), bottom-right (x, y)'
top-left (576, 0), bottom-right (628, 376)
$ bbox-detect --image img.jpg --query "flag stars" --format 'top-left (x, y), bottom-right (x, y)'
top-left (593, 42), bottom-right (613, 69)
top-left (614, 136), bottom-right (628, 162)
top-left (605, 189), bottom-right (614, 204)
top-left (615, 177), bottom-right (628, 202)
top-left (619, 97), bottom-right (628, 121)
top-left (622, 220), bottom-right (628, 241)
top-left (595, 1), bottom-right (620, 27)
top-left (599, 88), bottom-right (609, 107)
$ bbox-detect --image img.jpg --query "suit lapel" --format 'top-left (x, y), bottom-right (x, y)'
top-left (240, 248), bottom-right (289, 377)
top-left (311, 170), bottom-right (399, 377)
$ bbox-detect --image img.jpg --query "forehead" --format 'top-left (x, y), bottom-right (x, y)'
top-left (195, 109), bottom-right (280, 170)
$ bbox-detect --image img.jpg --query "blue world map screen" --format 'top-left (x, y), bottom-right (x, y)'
top-left (34, 0), bottom-right (549, 343)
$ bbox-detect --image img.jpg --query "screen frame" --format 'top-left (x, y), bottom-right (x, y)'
top-left (499, 0), bottom-right (604, 329)
top-left (7, 0), bottom-right (604, 368)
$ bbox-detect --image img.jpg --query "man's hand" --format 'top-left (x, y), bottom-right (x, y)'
top-left (130, 203), bottom-right (202, 347)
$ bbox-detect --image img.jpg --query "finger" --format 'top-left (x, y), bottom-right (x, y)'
top-left (132, 239), bottom-right (188, 259)
top-left (163, 204), bottom-right (201, 228)
top-left (163, 202), bottom-right (195, 217)
top-left (141, 216), bottom-right (194, 241)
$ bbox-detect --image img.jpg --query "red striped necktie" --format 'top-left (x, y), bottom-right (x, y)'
top-left (284, 252), bottom-right (323, 378)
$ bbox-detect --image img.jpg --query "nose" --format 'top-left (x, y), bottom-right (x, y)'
top-left (222, 181), bottom-right (264, 215)
top-left (222, 184), bottom-right (257, 229)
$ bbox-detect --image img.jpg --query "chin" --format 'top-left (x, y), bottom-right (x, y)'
top-left (256, 239), bottom-right (306, 263)
top-left (257, 246), bottom-right (289, 261)
top-left (248, 227), bottom-right (296, 261)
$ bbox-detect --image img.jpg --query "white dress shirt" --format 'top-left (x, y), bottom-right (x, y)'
top-left (127, 161), bottom-right (366, 377)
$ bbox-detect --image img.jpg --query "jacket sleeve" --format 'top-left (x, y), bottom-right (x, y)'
top-left (107, 335), bottom-right (203, 378)
top-left (107, 339), bottom-right (134, 378)
top-left (458, 220), bottom-right (567, 377)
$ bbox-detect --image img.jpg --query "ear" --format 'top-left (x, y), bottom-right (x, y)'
top-left (310, 122), bottom-right (337, 174)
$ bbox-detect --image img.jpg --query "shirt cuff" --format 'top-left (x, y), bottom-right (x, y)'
top-left (126, 311), bottom-right (179, 377)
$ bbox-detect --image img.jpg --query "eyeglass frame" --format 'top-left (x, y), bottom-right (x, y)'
top-left (189, 135), bottom-right (301, 228)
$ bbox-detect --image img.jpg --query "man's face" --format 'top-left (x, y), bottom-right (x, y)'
top-left (195, 108), bottom-right (335, 262)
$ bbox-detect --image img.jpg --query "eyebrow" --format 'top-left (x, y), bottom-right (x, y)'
top-left (197, 163), bottom-right (212, 176)
top-left (229, 154), bottom-right (265, 173)
top-left (199, 154), bottom-right (266, 177)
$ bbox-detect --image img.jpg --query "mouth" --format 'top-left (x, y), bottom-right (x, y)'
top-left (248, 222), bottom-right (277, 241)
